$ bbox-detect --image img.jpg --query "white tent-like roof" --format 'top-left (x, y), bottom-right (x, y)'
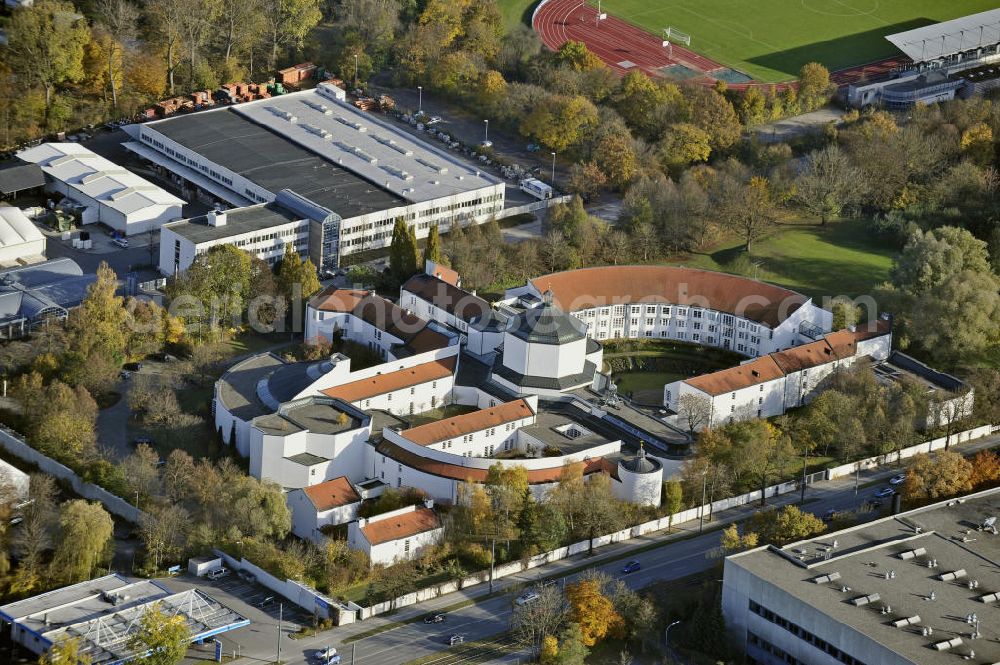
top-left (886, 8), bottom-right (1000, 64)
top-left (17, 143), bottom-right (184, 216)
top-left (0, 207), bottom-right (43, 250)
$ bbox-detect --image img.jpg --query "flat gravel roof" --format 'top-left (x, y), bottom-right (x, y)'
top-left (150, 109), bottom-right (406, 218)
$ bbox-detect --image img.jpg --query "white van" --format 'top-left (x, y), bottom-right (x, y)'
top-left (206, 567), bottom-right (229, 580)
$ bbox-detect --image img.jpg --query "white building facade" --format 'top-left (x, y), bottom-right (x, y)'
top-left (347, 504), bottom-right (443, 566)
top-left (18, 143), bottom-right (184, 235)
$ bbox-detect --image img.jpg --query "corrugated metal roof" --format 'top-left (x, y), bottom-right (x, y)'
top-left (886, 9), bottom-right (1000, 63)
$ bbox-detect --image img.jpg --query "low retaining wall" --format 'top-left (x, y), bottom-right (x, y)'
top-left (344, 424), bottom-right (995, 621)
top-left (0, 426), bottom-right (144, 523)
top-left (213, 549), bottom-right (345, 623)
top-left (497, 195), bottom-right (572, 220)
top-left (825, 424), bottom-right (993, 479)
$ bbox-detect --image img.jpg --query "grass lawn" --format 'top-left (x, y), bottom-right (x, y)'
top-left (666, 219), bottom-right (895, 302)
top-left (497, 0), bottom-right (538, 32)
top-left (591, 0), bottom-right (999, 81)
top-left (614, 371), bottom-right (680, 404)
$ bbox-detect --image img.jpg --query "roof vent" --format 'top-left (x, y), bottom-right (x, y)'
top-left (892, 615), bottom-right (921, 628)
top-left (978, 592), bottom-right (999, 604)
top-left (939, 569), bottom-right (967, 581)
top-left (932, 637), bottom-right (963, 651)
top-left (810, 572), bottom-right (841, 584)
top-left (898, 547), bottom-right (927, 560)
top-left (207, 210), bottom-right (227, 227)
top-left (850, 593), bottom-right (881, 606)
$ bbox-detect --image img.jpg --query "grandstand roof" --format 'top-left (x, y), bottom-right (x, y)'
top-left (885, 8), bottom-right (1000, 64)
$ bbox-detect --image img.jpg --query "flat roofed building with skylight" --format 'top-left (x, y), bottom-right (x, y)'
top-left (722, 487), bottom-right (1000, 665)
top-left (127, 82), bottom-right (504, 268)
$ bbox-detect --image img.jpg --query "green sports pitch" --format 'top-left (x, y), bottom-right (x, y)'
top-left (589, 0), bottom-right (1000, 82)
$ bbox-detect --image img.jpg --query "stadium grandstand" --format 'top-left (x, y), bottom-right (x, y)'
top-left (848, 8), bottom-right (1000, 108)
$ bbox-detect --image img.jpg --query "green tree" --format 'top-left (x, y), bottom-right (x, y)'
top-left (687, 86), bottom-right (742, 151)
top-left (891, 226), bottom-right (992, 296)
top-left (737, 421), bottom-right (795, 505)
top-left (423, 224), bottom-right (442, 266)
top-left (521, 95), bottom-right (599, 152)
top-left (5, 0), bottom-right (90, 120)
top-left (52, 500), bottom-right (114, 583)
top-left (657, 122), bottom-right (711, 176)
top-left (555, 40), bottom-right (605, 71)
top-left (592, 130), bottom-right (637, 190)
top-left (747, 505), bottom-right (826, 546)
top-left (555, 622), bottom-right (590, 665)
top-left (261, 0), bottom-right (322, 70)
top-left (169, 244), bottom-right (255, 336)
top-left (737, 87), bottom-right (766, 126)
top-left (715, 174), bottom-right (778, 254)
top-left (484, 463), bottom-right (528, 542)
top-left (719, 524), bottom-right (758, 555)
top-left (68, 261), bottom-right (128, 366)
top-left (797, 62), bottom-right (833, 111)
top-left (127, 603), bottom-right (190, 665)
top-left (662, 480), bottom-right (683, 530)
top-left (902, 451), bottom-right (974, 502)
top-left (39, 637), bottom-right (91, 665)
top-left (519, 493), bottom-right (567, 552)
top-left (276, 244), bottom-right (321, 306)
top-left (793, 144), bottom-right (864, 224)
top-left (389, 219), bottom-right (419, 284)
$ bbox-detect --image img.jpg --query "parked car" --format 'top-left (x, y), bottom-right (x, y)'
top-left (515, 590), bottom-right (540, 606)
top-left (426, 116), bottom-right (442, 125)
top-left (873, 487), bottom-right (896, 498)
top-left (538, 578), bottom-right (556, 588)
top-left (238, 569), bottom-right (256, 583)
top-left (124, 361), bottom-right (142, 372)
top-left (423, 613), bottom-right (446, 624)
top-left (822, 509), bottom-right (838, 523)
top-left (206, 567), bottom-right (229, 580)
top-left (526, 143), bottom-right (540, 152)
top-left (448, 635), bottom-right (464, 646)
top-left (131, 436), bottom-right (154, 447)
top-left (889, 473), bottom-right (907, 485)
top-left (112, 237), bottom-right (129, 248)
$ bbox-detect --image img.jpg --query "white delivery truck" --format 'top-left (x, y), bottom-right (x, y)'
top-left (520, 177), bottom-right (553, 200)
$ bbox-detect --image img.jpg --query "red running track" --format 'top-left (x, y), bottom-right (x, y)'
top-left (532, 0), bottom-right (910, 88)
top-left (532, 0), bottom-right (724, 78)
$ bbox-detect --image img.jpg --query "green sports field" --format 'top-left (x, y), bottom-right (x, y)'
top-left (592, 0), bottom-right (1000, 82)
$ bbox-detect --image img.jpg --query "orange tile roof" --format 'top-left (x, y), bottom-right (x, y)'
top-left (309, 287), bottom-right (370, 313)
top-left (532, 266), bottom-right (807, 328)
top-left (320, 356), bottom-right (456, 403)
top-left (361, 507), bottom-right (440, 545)
top-left (427, 262), bottom-right (460, 286)
top-left (303, 476), bottom-right (361, 511)
top-left (684, 356), bottom-right (785, 396)
top-left (375, 439), bottom-right (611, 484)
top-left (308, 287), bottom-right (450, 353)
top-left (770, 339), bottom-right (837, 373)
top-left (400, 399), bottom-right (535, 446)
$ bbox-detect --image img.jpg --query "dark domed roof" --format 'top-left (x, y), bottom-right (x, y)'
top-left (506, 291), bottom-right (588, 345)
top-left (621, 446), bottom-right (661, 474)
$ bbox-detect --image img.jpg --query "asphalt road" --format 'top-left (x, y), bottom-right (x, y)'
top-left (209, 432), bottom-right (1000, 665)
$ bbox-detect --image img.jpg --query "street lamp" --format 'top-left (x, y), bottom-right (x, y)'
top-left (800, 448), bottom-right (809, 504)
top-left (550, 152), bottom-right (556, 184)
top-left (417, 85), bottom-right (423, 115)
top-left (699, 470), bottom-right (708, 533)
top-left (354, 54), bottom-right (359, 89)
top-left (665, 620), bottom-right (681, 656)
top-left (483, 119), bottom-right (489, 144)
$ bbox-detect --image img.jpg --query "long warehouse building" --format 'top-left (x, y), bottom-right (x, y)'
top-left (125, 82), bottom-right (504, 272)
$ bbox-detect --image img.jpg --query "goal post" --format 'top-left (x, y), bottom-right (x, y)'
top-left (664, 26), bottom-right (691, 46)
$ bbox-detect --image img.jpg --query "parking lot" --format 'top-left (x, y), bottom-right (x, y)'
top-left (161, 571), bottom-right (317, 663)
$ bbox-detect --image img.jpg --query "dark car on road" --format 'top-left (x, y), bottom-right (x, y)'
top-left (621, 560), bottom-right (641, 574)
top-left (424, 613), bottom-right (446, 624)
top-left (873, 487), bottom-right (896, 498)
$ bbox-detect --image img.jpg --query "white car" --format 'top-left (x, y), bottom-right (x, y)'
top-left (426, 116), bottom-right (442, 125)
top-left (515, 590), bottom-right (540, 606)
top-left (112, 237), bottom-right (129, 248)
top-left (889, 473), bottom-right (907, 485)
top-left (206, 567), bottom-right (229, 580)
